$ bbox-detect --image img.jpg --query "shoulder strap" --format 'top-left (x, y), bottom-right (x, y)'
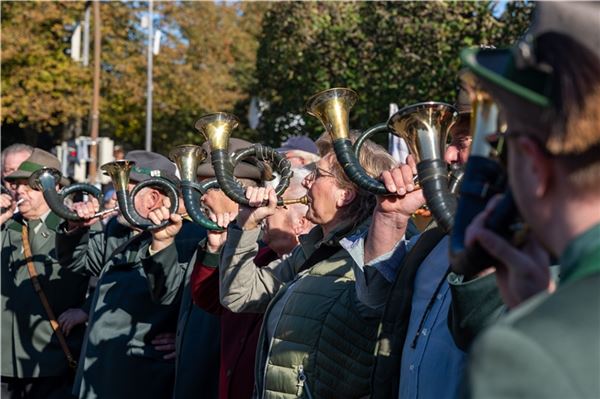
top-left (371, 226), bottom-right (446, 399)
top-left (21, 225), bottom-right (78, 370)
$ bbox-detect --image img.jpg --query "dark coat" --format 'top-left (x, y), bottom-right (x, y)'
top-left (56, 217), bottom-right (204, 399)
top-left (1, 213), bottom-right (89, 378)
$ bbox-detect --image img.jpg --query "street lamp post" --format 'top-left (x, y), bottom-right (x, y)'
top-left (145, 0), bottom-right (153, 151)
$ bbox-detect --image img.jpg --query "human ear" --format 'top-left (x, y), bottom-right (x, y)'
top-left (292, 215), bottom-right (309, 235)
top-left (146, 189), bottom-right (162, 211)
top-left (336, 187), bottom-right (356, 208)
top-left (517, 137), bottom-right (553, 198)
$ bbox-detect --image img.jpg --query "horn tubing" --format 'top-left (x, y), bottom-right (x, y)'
top-left (126, 177), bottom-right (180, 230)
top-left (33, 170), bottom-right (103, 221)
top-left (417, 159), bottom-right (457, 233)
top-left (180, 179), bottom-right (223, 230)
top-left (211, 149), bottom-right (247, 204)
top-left (334, 139), bottom-right (388, 194)
top-left (169, 144), bottom-right (222, 230)
top-left (227, 144), bottom-right (293, 206)
top-left (352, 122), bottom-right (389, 159)
top-left (448, 164), bottom-right (465, 195)
top-left (59, 183), bottom-right (104, 220)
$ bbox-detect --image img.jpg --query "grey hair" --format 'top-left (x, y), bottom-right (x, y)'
top-left (1, 143), bottom-right (33, 169)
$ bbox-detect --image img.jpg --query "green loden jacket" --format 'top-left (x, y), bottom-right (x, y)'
top-left (466, 223), bottom-right (600, 399)
top-left (55, 216), bottom-right (204, 399)
top-left (1, 212), bottom-right (89, 378)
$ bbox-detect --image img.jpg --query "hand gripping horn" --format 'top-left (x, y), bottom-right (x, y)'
top-left (169, 144), bottom-right (222, 230)
top-left (388, 102), bottom-right (459, 233)
top-left (100, 160), bottom-right (179, 230)
top-left (194, 112), bottom-right (301, 206)
top-left (28, 167), bottom-right (105, 221)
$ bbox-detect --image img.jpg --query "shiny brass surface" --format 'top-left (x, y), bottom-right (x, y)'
top-left (306, 88), bottom-right (358, 140)
top-left (470, 93), bottom-right (501, 157)
top-left (388, 102), bottom-right (458, 163)
top-left (169, 145), bottom-right (207, 181)
top-left (459, 71), bottom-right (504, 157)
top-left (194, 113), bottom-right (239, 151)
top-left (92, 206), bottom-right (119, 218)
top-left (101, 160), bottom-right (134, 192)
top-left (281, 196), bottom-right (309, 206)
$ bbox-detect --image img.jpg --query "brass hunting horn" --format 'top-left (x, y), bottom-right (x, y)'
top-left (306, 88), bottom-right (393, 194)
top-left (28, 167), bottom-right (106, 221)
top-left (387, 101), bottom-right (459, 232)
top-left (194, 112), bottom-right (303, 206)
top-left (169, 144), bottom-right (222, 230)
top-left (306, 88), bottom-right (458, 204)
top-left (100, 160), bottom-right (179, 230)
top-left (449, 80), bottom-right (521, 276)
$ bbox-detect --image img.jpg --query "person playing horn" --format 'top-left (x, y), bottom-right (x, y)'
top-left (1, 148), bottom-right (89, 399)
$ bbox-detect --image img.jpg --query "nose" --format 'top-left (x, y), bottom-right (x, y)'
top-left (444, 145), bottom-right (459, 164)
top-left (16, 183), bottom-right (27, 196)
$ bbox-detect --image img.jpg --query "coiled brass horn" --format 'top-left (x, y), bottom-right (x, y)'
top-left (194, 112), bottom-right (301, 206)
top-left (307, 88), bottom-right (459, 202)
top-left (306, 88), bottom-right (392, 194)
top-left (169, 145), bottom-right (222, 230)
top-left (100, 160), bottom-right (179, 230)
top-left (449, 86), bottom-right (521, 275)
top-left (387, 102), bottom-right (459, 232)
top-left (28, 167), bottom-right (105, 221)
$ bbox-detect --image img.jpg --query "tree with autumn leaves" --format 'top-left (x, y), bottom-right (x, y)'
top-left (1, 1), bottom-right (265, 151)
top-left (1, 1), bottom-right (532, 153)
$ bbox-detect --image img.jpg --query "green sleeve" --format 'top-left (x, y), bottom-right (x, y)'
top-left (447, 271), bottom-right (505, 350)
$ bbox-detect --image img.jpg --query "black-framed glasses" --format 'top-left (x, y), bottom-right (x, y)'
top-left (306, 167), bottom-right (335, 182)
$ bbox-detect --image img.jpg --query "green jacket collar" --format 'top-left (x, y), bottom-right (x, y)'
top-left (559, 223), bottom-right (600, 285)
top-left (6, 212), bottom-right (62, 233)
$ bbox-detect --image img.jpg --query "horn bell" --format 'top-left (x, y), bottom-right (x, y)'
top-left (388, 102), bottom-right (458, 164)
top-left (169, 145), bottom-right (207, 182)
top-left (101, 160), bottom-right (134, 192)
top-left (194, 112), bottom-right (239, 151)
top-left (306, 88), bottom-right (357, 140)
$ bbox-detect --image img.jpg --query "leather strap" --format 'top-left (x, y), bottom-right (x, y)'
top-left (22, 225), bottom-right (78, 370)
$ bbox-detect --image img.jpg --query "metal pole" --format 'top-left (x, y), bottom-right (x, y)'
top-left (145, 0), bottom-right (153, 152)
top-left (88, 0), bottom-right (101, 184)
top-left (83, 2), bottom-right (90, 67)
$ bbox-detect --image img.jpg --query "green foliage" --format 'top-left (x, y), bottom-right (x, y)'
top-left (1, 1), bottom-right (533, 154)
top-left (1, 2), bottom-right (91, 132)
top-left (254, 1), bottom-right (534, 146)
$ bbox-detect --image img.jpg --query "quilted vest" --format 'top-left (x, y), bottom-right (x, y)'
top-left (256, 250), bottom-right (380, 399)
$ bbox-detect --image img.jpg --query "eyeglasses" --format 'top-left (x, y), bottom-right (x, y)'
top-left (305, 167), bottom-right (336, 182)
top-left (7, 180), bottom-right (32, 191)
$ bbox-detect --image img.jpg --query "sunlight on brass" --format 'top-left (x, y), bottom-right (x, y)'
top-left (306, 88), bottom-right (358, 140)
top-left (194, 113), bottom-right (239, 151)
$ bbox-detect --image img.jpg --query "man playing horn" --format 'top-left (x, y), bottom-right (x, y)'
top-left (1, 149), bottom-right (89, 399)
top-left (55, 151), bottom-right (211, 399)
